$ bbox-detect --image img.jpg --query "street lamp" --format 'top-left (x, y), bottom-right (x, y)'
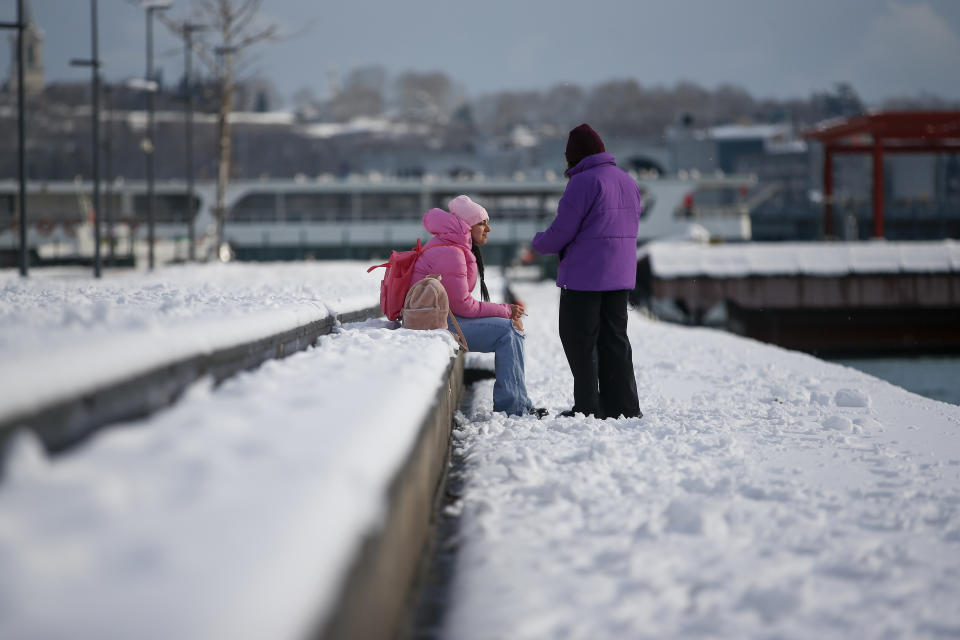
top-left (142, 0), bottom-right (172, 270)
top-left (102, 84), bottom-right (115, 265)
top-left (0, 0), bottom-right (28, 276)
top-left (181, 22), bottom-right (206, 262)
top-left (70, 0), bottom-right (103, 279)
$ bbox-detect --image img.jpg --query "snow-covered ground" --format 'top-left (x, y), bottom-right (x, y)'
top-left (0, 262), bottom-right (380, 423)
top-left (3, 264), bottom-right (960, 639)
top-left (444, 282), bottom-right (960, 639)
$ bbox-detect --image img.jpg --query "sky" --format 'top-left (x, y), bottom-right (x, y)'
top-left (2, 0), bottom-right (960, 107)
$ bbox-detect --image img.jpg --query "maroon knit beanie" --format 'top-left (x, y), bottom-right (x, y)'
top-left (565, 123), bottom-right (605, 168)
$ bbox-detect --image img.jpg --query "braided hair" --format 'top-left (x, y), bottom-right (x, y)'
top-left (471, 243), bottom-right (491, 302)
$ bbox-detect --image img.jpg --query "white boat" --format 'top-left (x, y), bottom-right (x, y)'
top-left (0, 172), bottom-right (759, 265)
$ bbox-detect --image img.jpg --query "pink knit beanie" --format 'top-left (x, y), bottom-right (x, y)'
top-left (448, 195), bottom-right (489, 227)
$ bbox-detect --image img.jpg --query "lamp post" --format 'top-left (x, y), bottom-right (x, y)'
top-left (70, 0), bottom-right (103, 278)
top-left (103, 84), bottom-right (115, 264)
top-left (143, 1), bottom-right (172, 270)
top-left (182, 22), bottom-right (206, 262)
top-left (0, 0), bottom-right (27, 276)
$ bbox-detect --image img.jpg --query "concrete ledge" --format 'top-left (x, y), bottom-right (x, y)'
top-left (314, 352), bottom-right (465, 640)
top-left (1, 305), bottom-right (383, 455)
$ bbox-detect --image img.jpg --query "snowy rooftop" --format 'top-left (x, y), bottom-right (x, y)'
top-left (708, 123), bottom-right (793, 141)
top-left (649, 239), bottom-right (960, 278)
top-left (298, 117), bottom-right (429, 140)
top-left (124, 110), bottom-right (297, 132)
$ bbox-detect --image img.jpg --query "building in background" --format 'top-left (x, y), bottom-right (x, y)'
top-left (0, 6), bottom-right (956, 246)
top-left (5, 0), bottom-right (44, 97)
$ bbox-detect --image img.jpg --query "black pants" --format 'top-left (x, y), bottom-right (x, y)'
top-left (559, 289), bottom-right (640, 419)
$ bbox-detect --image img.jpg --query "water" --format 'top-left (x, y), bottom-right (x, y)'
top-left (832, 356), bottom-right (960, 406)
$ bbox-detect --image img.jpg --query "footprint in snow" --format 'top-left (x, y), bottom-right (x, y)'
top-left (662, 498), bottom-right (729, 538)
top-left (835, 388), bottom-right (871, 408)
top-left (810, 391), bottom-right (831, 406)
top-left (822, 415), bottom-right (853, 432)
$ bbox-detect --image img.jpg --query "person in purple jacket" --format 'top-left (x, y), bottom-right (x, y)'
top-left (532, 123), bottom-right (642, 419)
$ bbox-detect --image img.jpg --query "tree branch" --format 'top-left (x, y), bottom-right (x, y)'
top-left (231, 23), bottom-right (279, 51)
top-left (228, 0), bottom-right (264, 39)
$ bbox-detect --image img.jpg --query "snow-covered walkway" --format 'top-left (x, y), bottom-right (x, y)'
top-left (2, 264), bottom-right (959, 639)
top-left (443, 281), bottom-right (960, 639)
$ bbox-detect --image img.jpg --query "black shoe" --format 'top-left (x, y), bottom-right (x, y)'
top-left (558, 408), bottom-right (600, 418)
top-left (603, 409), bottom-right (644, 420)
top-left (529, 407), bottom-right (549, 419)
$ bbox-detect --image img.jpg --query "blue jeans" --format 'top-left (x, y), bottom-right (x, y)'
top-left (450, 315), bottom-right (533, 416)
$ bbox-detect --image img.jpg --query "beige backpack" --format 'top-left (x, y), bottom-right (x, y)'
top-left (402, 274), bottom-right (469, 351)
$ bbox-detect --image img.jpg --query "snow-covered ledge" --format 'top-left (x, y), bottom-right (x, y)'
top-left (0, 321), bottom-right (466, 640)
top-left (316, 350), bottom-right (464, 640)
top-left (0, 263), bottom-right (384, 454)
top-left (0, 304), bottom-right (381, 454)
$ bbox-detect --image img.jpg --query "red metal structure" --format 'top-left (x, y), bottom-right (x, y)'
top-left (804, 111), bottom-right (960, 238)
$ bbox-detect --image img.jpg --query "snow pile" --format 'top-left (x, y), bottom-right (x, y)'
top-left (0, 262), bottom-right (381, 421)
top-left (0, 318), bottom-right (460, 640)
top-left (444, 282), bottom-right (960, 639)
top-left (649, 239), bottom-right (960, 278)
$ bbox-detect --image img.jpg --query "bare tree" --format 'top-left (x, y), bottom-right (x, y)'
top-left (189, 0), bottom-right (278, 255)
top-left (327, 66), bottom-right (387, 121)
top-left (541, 83), bottom-right (586, 129)
top-left (395, 71), bottom-right (454, 124)
top-left (137, 0), bottom-right (279, 254)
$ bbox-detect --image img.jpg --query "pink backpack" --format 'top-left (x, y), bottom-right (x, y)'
top-left (367, 239), bottom-right (461, 321)
top-left (402, 274), bottom-right (469, 351)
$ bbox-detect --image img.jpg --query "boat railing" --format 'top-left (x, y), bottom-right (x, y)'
top-left (225, 206), bottom-right (556, 224)
top-left (675, 204), bottom-right (751, 220)
top-left (675, 183), bottom-right (780, 220)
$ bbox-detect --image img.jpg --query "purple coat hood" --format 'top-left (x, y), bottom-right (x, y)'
top-left (531, 152), bottom-right (642, 291)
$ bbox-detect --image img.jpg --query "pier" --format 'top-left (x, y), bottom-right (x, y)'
top-left (647, 239), bottom-right (960, 355)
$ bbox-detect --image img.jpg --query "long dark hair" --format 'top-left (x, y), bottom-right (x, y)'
top-left (471, 243), bottom-right (491, 302)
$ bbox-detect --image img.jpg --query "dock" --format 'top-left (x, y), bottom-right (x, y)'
top-left (646, 239), bottom-right (960, 354)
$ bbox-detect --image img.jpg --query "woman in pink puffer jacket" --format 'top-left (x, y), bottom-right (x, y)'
top-left (411, 195), bottom-right (545, 418)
